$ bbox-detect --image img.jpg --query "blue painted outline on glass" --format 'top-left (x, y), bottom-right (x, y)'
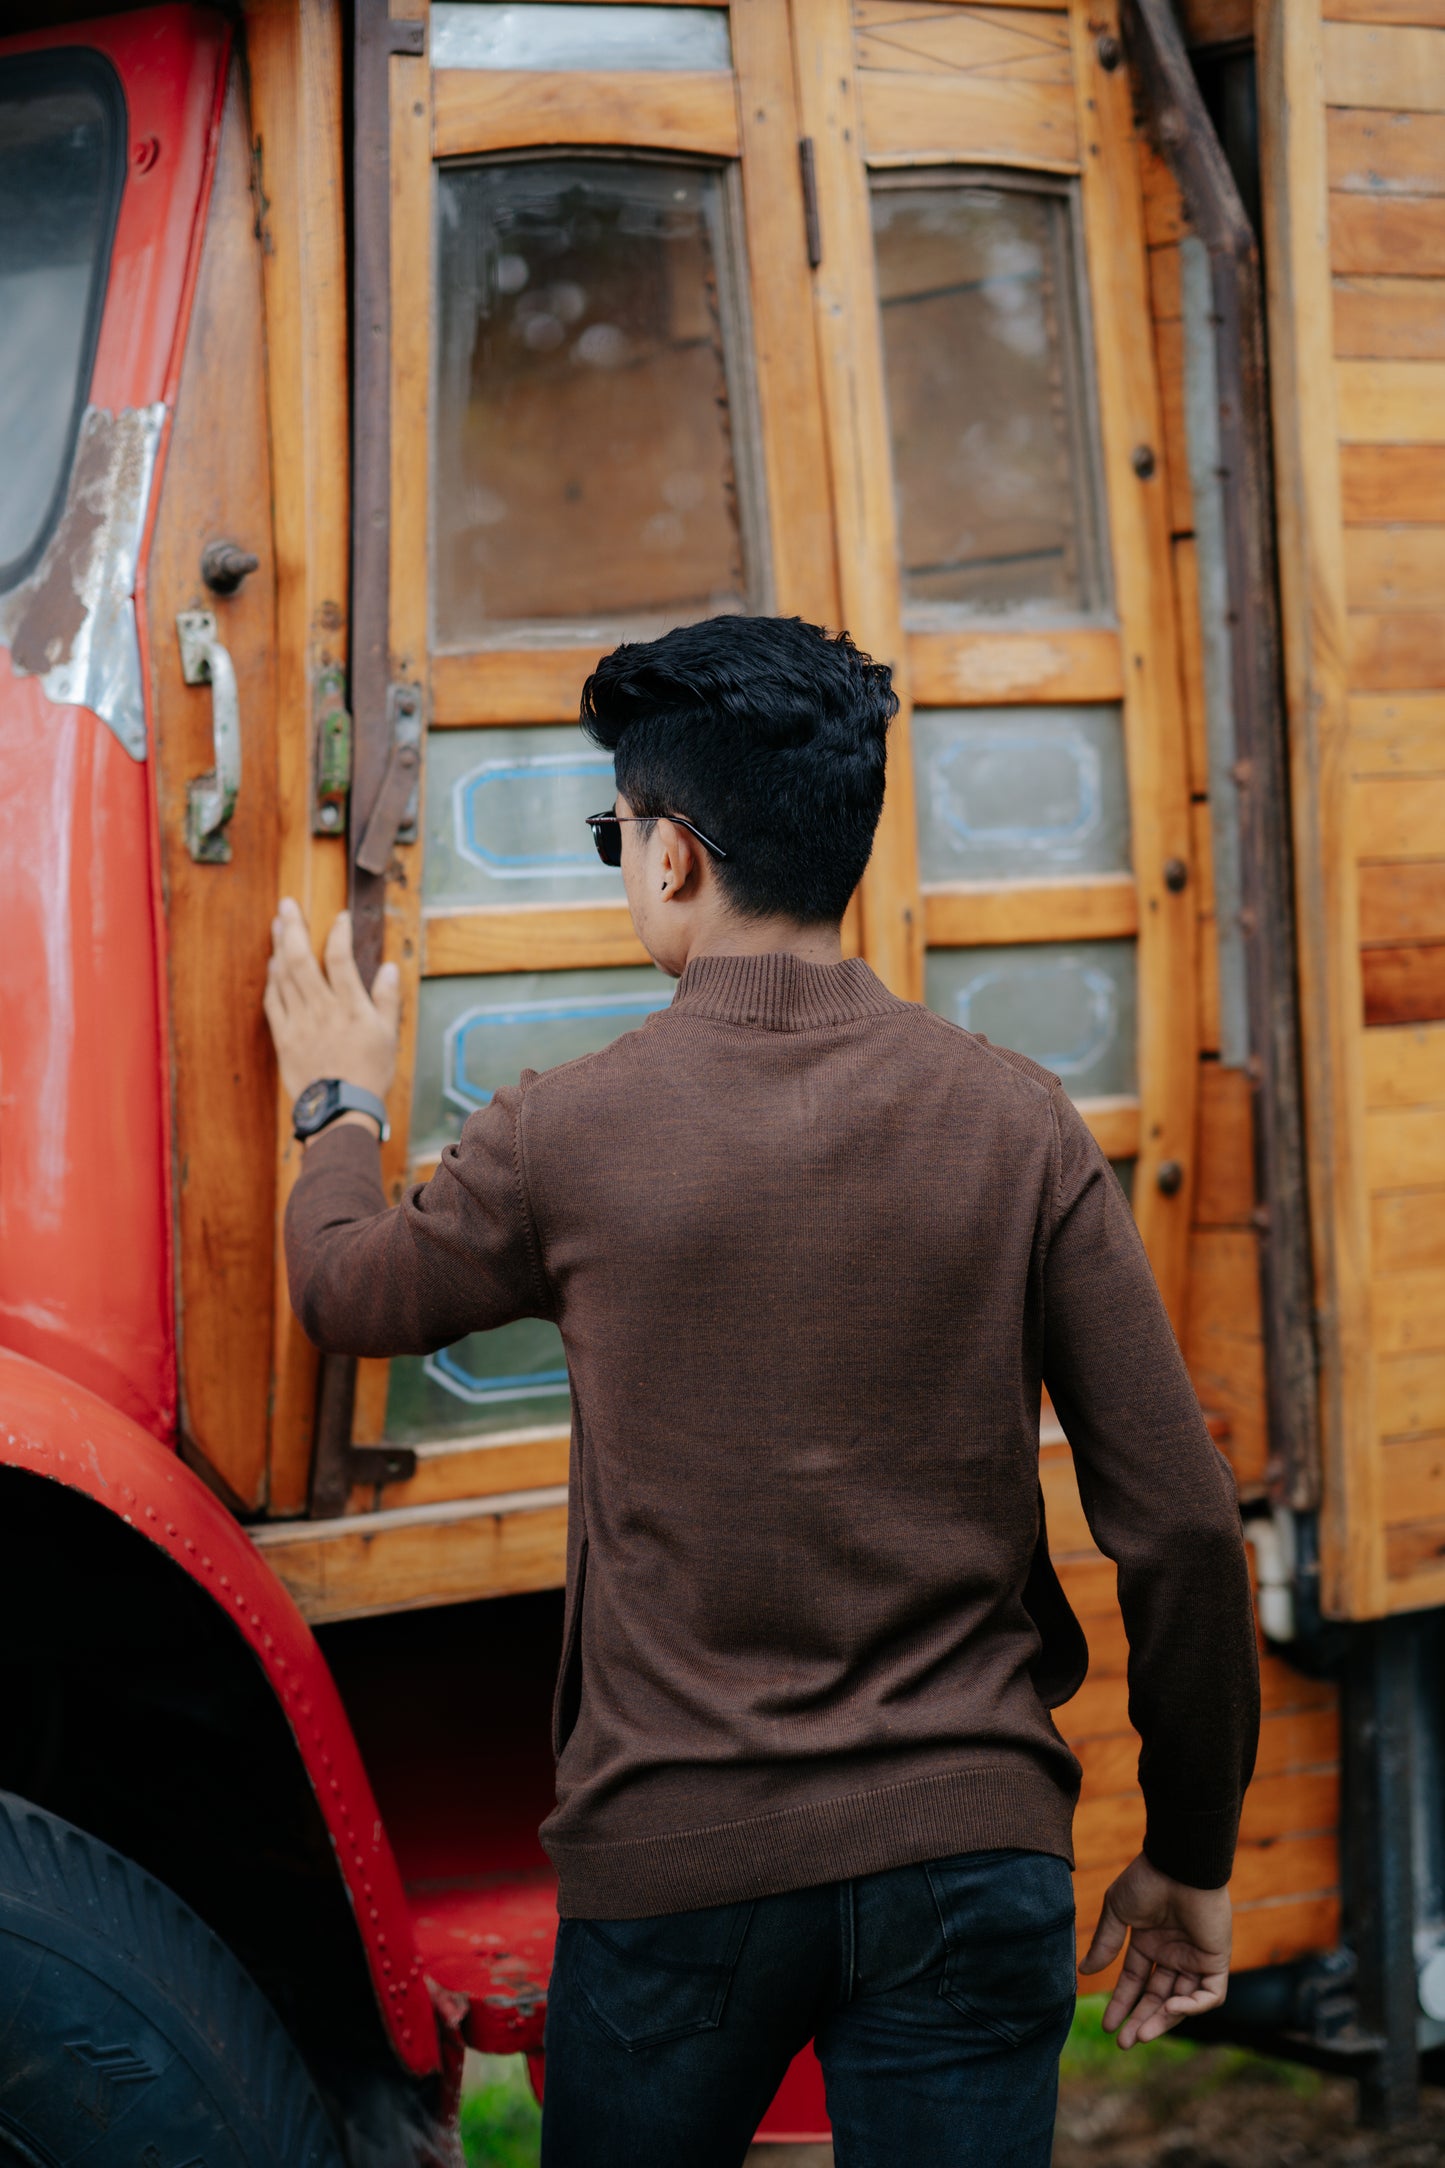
top-left (933, 730), bottom-right (1103, 855)
top-left (424, 1344), bottom-right (571, 1406)
top-left (442, 988), bottom-right (673, 1114)
top-left (953, 960), bottom-right (1119, 1077)
top-left (452, 751), bottom-right (617, 880)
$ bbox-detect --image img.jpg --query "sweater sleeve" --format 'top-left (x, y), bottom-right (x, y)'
top-left (284, 1083), bottom-right (551, 1357)
top-left (1040, 1088), bottom-right (1260, 1889)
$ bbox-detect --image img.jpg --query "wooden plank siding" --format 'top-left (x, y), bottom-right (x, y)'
top-left (1267, 0), bottom-right (1445, 1611)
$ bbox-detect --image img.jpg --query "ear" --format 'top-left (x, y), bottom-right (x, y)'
top-left (656, 819), bottom-right (700, 899)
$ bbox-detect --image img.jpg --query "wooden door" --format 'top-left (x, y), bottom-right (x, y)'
top-left (260, 0), bottom-right (1197, 1622)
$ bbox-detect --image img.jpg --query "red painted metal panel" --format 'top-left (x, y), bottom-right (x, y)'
top-left (0, 1344), bottom-right (441, 2076)
top-left (0, 8), bottom-right (226, 1436)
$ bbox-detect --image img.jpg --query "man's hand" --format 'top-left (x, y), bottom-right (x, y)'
top-left (1079, 1852), bottom-right (1231, 2049)
top-left (264, 897), bottom-right (401, 1109)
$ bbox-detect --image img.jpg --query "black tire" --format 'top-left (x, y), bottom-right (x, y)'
top-left (0, 1788), bottom-right (346, 2167)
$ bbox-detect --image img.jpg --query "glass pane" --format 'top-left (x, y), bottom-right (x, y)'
top-left (871, 180), bottom-right (1106, 622)
top-left (925, 940), bottom-right (1137, 1101)
top-left (412, 965), bottom-right (672, 1155)
top-left (424, 726), bottom-right (623, 906)
top-left (913, 706), bottom-right (1130, 884)
top-left (435, 158), bottom-right (753, 642)
top-left (431, 4), bottom-right (732, 70)
top-left (387, 1317), bottom-right (571, 1441)
top-left (0, 57), bottom-right (122, 589)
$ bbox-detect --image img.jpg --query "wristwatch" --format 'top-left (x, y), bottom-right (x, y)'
top-left (292, 1078), bottom-right (391, 1143)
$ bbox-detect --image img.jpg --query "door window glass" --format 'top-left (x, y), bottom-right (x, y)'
top-left (434, 157), bottom-right (761, 643)
top-left (424, 725), bottom-right (623, 907)
top-left (871, 177), bottom-right (1106, 623)
top-left (0, 53), bottom-right (124, 590)
top-left (913, 706), bottom-right (1130, 884)
top-left (431, 4), bottom-right (732, 71)
top-left (412, 965), bottom-right (672, 1157)
top-left (388, 1318), bottom-right (572, 1441)
top-left (926, 940), bottom-right (1137, 1101)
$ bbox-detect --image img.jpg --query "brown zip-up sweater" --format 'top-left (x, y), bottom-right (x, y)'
top-left (288, 952), bottom-right (1259, 1918)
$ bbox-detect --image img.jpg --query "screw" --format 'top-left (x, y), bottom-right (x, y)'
top-left (1131, 444), bottom-right (1157, 480)
top-left (318, 803), bottom-right (341, 830)
top-left (1096, 31), bottom-right (1122, 70)
top-left (1163, 856), bottom-right (1188, 893)
top-left (1156, 1159), bottom-right (1185, 1197)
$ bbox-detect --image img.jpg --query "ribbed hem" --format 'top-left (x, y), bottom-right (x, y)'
top-left (547, 1761), bottom-right (1078, 1920)
top-left (669, 952), bottom-right (902, 1032)
top-left (1143, 1799), bottom-right (1242, 1890)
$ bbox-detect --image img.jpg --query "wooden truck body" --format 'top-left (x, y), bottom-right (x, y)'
top-left (1, 0), bottom-right (1442, 2147)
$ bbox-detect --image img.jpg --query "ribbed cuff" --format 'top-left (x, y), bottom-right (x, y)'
top-left (1142, 1798), bottom-right (1241, 1890)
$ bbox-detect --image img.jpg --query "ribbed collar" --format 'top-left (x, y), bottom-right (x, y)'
top-left (668, 951), bottom-right (903, 1031)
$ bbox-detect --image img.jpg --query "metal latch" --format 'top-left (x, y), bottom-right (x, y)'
top-left (178, 609), bottom-right (242, 863)
top-left (355, 682), bottom-right (422, 875)
top-left (312, 664), bottom-right (352, 835)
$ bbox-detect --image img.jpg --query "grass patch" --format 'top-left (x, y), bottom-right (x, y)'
top-left (460, 2054), bottom-right (542, 2168)
top-left (1062, 1994), bottom-right (1323, 2108)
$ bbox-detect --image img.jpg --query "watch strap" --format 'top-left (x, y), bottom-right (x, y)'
top-left (333, 1082), bottom-right (391, 1142)
top-left (293, 1078), bottom-right (391, 1143)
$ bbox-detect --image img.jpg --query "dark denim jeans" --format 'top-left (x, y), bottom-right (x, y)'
top-left (541, 1848), bottom-right (1076, 2167)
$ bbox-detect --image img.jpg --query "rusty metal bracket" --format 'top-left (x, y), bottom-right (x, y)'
top-left (1122, 0), bottom-right (1319, 1514)
top-left (354, 681), bottom-right (422, 874)
top-left (307, 1353), bottom-right (417, 1520)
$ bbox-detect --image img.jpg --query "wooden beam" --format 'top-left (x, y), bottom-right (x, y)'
top-left (1068, 0), bottom-right (1197, 1331)
top-left (1360, 862), bottom-right (1445, 942)
top-left (252, 1489), bottom-right (569, 1622)
top-left (1362, 944), bottom-right (1445, 1025)
top-left (907, 627), bottom-right (1124, 707)
top-left (1323, 20), bottom-right (1445, 111)
top-left (1328, 104), bottom-right (1445, 196)
top-left (1350, 692), bottom-right (1445, 774)
top-left (244, 0), bottom-right (352, 1513)
top-left (431, 648), bottom-right (600, 726)
top-left (1362, 1016), bottom-right (1445, 1105)
top-left (374, 1427), bottom-right (570, 1512)
top-left (1348, 612), bottom-right (1445, 691)
top-left (1259, 0), bottom-right (1382, 1614)
top-left (858, 71), bottom-right (1079, 173)
top-left (922, 874), bottom-right (1139, 947)
top-left (1366, 1103), bottom-right (1445, 1188)
top-left (1345, 527), bottom-right (1445, 609)
top-left (1334, 275), bottom-right (1445, 359)
top-left (432, 69), bottom-right (740, 160)
top-left (789, 0), bottom-right (923, 1000)
top-left (1337, 357), bottom-right (1445, 440)
top-left (1341, 443), bottom-right (1445, 521)
top-left (1077, 1095), bottom-right (1142, 1159)
top-left (422, 903), bottom-right (650, 975)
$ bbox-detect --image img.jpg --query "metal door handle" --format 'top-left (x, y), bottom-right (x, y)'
top-left (178, 608), bottom-right (241, 863)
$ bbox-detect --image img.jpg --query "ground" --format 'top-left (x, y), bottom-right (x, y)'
top-left (458, 2006), bottom-right (1445, 2166)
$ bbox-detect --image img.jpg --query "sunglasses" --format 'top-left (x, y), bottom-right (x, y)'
top-left (586, 807), bottom-right (729, 869)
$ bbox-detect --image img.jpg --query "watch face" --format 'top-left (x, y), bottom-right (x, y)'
top-left (294, 1079), bottom-right (334, 1130)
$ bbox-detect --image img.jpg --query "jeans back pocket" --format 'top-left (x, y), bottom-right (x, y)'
top-left (924, 1848), bottom-right (1077, 2046)
top-left (571, 1900), bottom-right (756, 2052)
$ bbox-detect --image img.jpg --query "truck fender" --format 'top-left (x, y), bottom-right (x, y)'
top-left (0, 1344), bottom-right (438, 2076)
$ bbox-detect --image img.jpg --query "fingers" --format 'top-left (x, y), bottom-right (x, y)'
top-left (1101, 1940), bottom-right (1153, 2035)
top-left (273, 896), bottom-right (326, 1003)
top-left (323, 909), bottom-right (368, 1007)
top-left (1080, 1888), bottom-right (1128, 1976)
top-left (372, 959), bottom-right (402, 1042)
top-left (262, 966), bottom-right (288, 1039)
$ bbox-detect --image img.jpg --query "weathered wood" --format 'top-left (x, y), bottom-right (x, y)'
top-left (1186, 1228), bottom-right (1268, 1490)
top-left (790, 0), bottom-right (923, 1000)
top-left (1365, 1102), bottom-right (1445, 1188)
top-left (854, 1), bottom-right (1074, 74)
top-left (1337, 357), bottom-right (1445, 440)
top-left (1349, 613), bottom-right (1445, 691)
top-left (1345, 526), bottom-right (1445, 609)
top-left (1329, 107), bottom-right (1445, 200)
top-left (1362, 944), bottom-right (1445, 1025)
top-left (1193, 1062), bottom-right (1257, 1224)
top-left (422, 904), bottom-right (650, 975)
top-left (1140, 134), bottom-right (1189, 245)
top-left (432, 69), bottom-right (741, 159)
top-left (244, 0), bottom-right (352, 1514)
top-left (922, 875), bottom-right (1139, 947)
top-left (1377, 1347), bottom-right (1445, 1433)
top-left (1373, 1271), bottom-right (1445, 1355)
top-left (1385, 1517), bottom-right (1445, 1579)
top-left (1373, 1184), bottom-right (1445, 1270)
top-left (373, 1429), bottom-right (571, 1512)
top-left (1150, 238), bottom-right (1183, 322)
top-left (1192, 800), bottom-right (1220, 1057)
top-left (1336, 275), bottom-right (1445, 358)
top-left (1070, 0), bottom-right (1198, 1331)
top-left (858, 71), bottom-right (1079, 170)
top-left (1077, 1097), bottom-right (1143, 1159)
top-left (1323, 19), bottom-right (1445, 109)
top-left (1327, 0), bottom-right (1445, 25)
top-left (732, 0), bottom-right (841, 628)
top-left (1177, 0), bottom-right (1254, 42)
top-left (1355, 776), bottom-right (1445, 856)
top-left (1361, 1016), bottom-right (1445, 1101)
top-left (1332, 196), bottom-right (1445, 277)
top-left (1341, 443), bottom-right (1445, 521)
top-left (1350, 692), bottom-right (1445, 773)
top-left (1360, 864), bottom-right (1445, 946)
top-left (1154, 313), bottom-right (1196, 536)
top-left (907, 628), bottom-right (1124, 706)
top-left (431, 649), bottom-right (601, 728)
top-left (252, 1491), bottom-right (570, 1622)
top-left (150, 63), bottom-right (279, 1512)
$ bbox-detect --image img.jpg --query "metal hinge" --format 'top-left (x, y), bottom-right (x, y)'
top-left (312, 664), bottom-right (352, 836)
top-left (355, 681), bottom-right (422, 874)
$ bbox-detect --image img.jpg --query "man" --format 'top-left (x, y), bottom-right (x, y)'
top-left (266, 616), bottom-right (1259, 2168)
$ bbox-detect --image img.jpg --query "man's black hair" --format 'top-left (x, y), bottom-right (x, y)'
top-left (579, 615), bottom-right (897, 924)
